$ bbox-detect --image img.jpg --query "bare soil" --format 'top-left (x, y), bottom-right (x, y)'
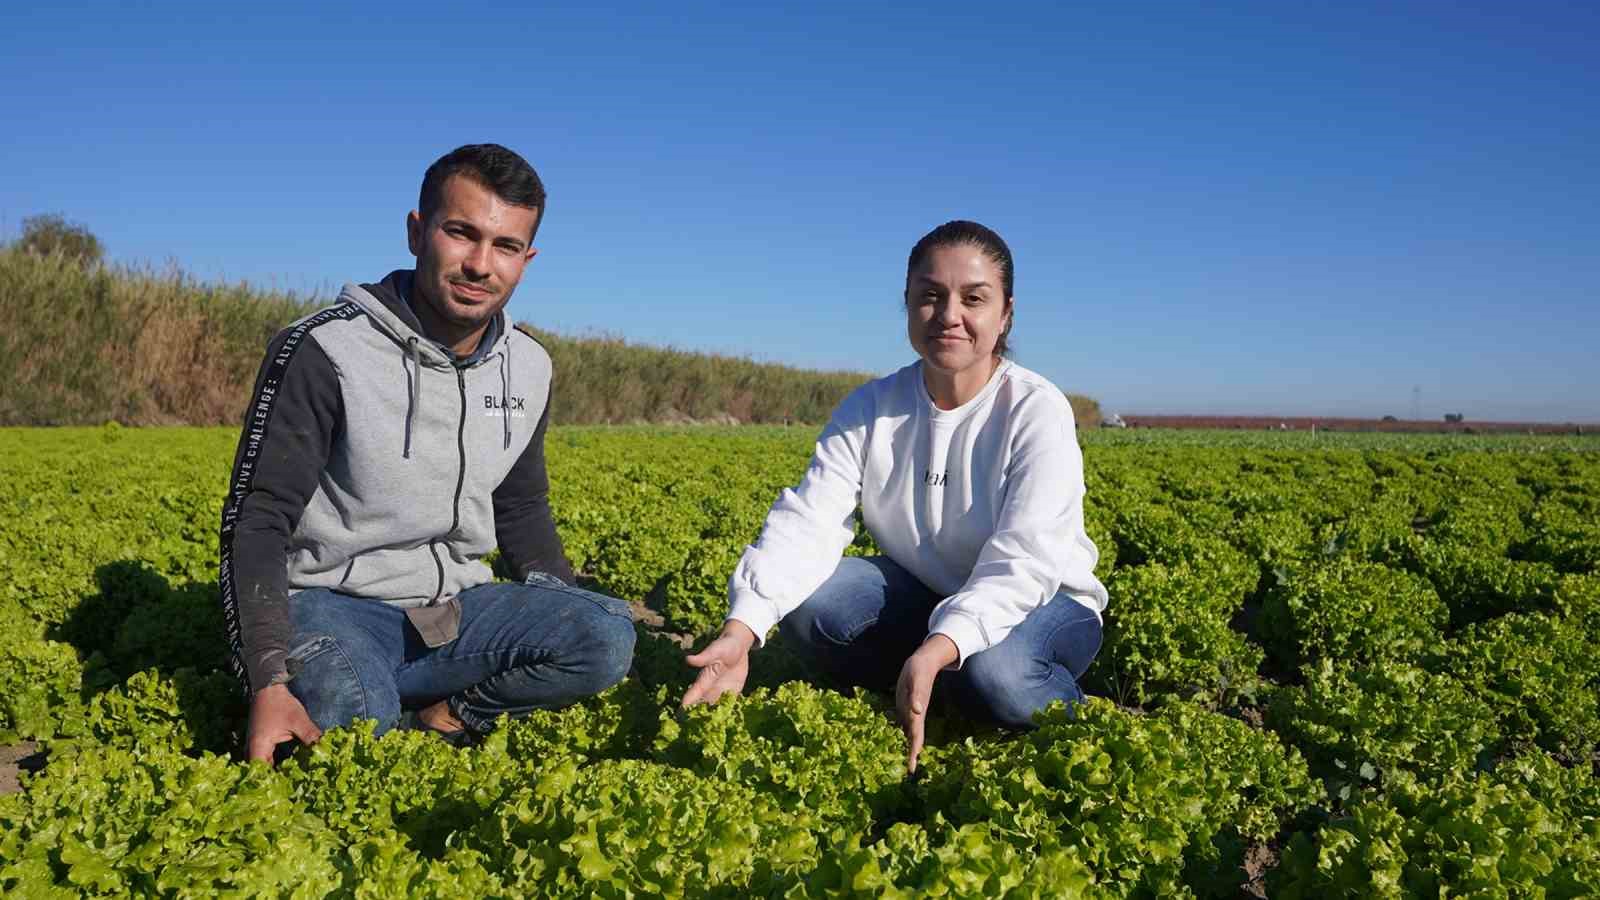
top-left (1, 741), bottom-right (44, 796)
top-left (1241, 841), bottom-right (1279, 898)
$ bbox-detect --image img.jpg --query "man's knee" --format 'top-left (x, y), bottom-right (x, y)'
top-left (566, 596), bottom-right (636, 694)
top-left (286, 632), bottom-right (400, 734)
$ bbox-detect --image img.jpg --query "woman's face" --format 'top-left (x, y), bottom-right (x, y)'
top-left (905, 243), bottom-right (1011, 379)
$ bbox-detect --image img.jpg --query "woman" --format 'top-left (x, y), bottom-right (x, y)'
top-left (682, 221), bottom-right (1107, 772)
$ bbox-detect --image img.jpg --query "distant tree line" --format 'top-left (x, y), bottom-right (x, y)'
top-left (12, 213), bottom-right (104, 266)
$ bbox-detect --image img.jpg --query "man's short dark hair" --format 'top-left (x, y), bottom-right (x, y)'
top-left (419, 144), bottom-right (547, 241)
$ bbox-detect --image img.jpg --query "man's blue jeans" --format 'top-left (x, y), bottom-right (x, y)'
top-left (778, 556), bottom-right (1102, 728)
top-left (285, 573), bottom-right (635, 736)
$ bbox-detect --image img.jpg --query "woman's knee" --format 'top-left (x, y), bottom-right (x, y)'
top-left (781, 556), bottom-right (893, 649)
top-left (777, 599), bottom-right (830, 649)
top-left (955, 646), bottom-right (1082, 729)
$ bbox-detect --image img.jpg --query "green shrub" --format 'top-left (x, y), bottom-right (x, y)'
top-left (1091, 563), bottom-right (1264, 706)
top-left (1265, 659), bottom-right (1499, 786)
top-left (0, 638), bottom-right (88, 742)
top-left (1258, 559), bottom-right (1445, 670)
top-left (0, 749), bottom-right (344, 896)
top-left (1429, 612), bottom-right (1600, 753)
top-left (1271, 769), bottom-right (1600, 898)
top-left (13, 213), bottom-right (103, 265)
top-left (654, 682), bottom-right (909, 836)
top-left (922, 699), bottom-right (1317, 897)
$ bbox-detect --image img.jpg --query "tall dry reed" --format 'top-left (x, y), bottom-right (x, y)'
top-left (0, 250), bottom-right (315, 425)
top-left (0, 249), bottom-right (1100, 427)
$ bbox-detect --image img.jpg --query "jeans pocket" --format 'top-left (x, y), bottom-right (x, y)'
top-left (286, 635), bottom-right (368, 729)
top-left (524, 571), bottom-right (572, 590)
top-left (588, 592), bottom-right (634, 621)
top-left (525, 571), bottom-right (633, 620)
top-left (288, 634), bottom-right (344, 668)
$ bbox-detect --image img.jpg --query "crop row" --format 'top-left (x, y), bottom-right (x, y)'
top-left (1, 425), bottom-right (1598, 896)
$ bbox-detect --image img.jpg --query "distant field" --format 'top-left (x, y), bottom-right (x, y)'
top-left (1124, 414), bottom-right (1593, 434)
top-left (1085, 426), bottom-right (1600, 453)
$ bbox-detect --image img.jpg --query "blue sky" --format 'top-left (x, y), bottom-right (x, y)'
top-left (3, 1), bottom-right (1596, 421)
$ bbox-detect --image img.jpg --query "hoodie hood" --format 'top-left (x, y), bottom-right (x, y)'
top-left (343, 270), bottom-right (505, 370)
top-left (339, 270), bottom-right (514, 459)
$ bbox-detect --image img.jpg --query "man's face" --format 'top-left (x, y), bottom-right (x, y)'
top-left (406, 174), bottom-right (540, 336)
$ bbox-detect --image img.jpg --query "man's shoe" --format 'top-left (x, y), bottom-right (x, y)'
top-left (398, 709), bottom-right (481, 748)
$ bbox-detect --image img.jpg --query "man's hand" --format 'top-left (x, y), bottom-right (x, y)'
top-left (245, 683), bottom-right (323, 765)
top-left (896, 634), bottom-right (959, 774)
top-left (682, 620), bottom-right (757, 708)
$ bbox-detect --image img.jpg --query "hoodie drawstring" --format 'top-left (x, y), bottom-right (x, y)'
top-left (499, 343), bottom-right (511, 451)
top-left (404, 337), bottom-right (421, 459)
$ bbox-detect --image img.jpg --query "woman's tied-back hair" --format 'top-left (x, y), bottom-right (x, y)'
top-left (905, 220), bottom-right (1015, 357)
top-left (419, 144), bottom-right (548, 242)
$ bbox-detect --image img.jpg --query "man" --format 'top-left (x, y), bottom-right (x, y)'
top-left (220, 144), bottom-right (635, 763)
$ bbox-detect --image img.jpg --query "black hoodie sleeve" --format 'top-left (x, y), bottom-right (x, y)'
top-left (219, 326), bottom-right (342, 695)
top-left (492, 383), bottom-right (576, 584)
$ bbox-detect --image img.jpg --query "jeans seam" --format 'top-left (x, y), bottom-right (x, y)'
top-left (1041, 603), bottom-right (1103, 679)
top-left (819, 612), bottom-right (879, 646)
top-left (583, 595), bottom-right (633, 619)
top-left (1041, 664), bottom-right (1085, 704)
top-left (518, 577), bottom-right (633, 619)
top-left (445, 648), bottom-right (557, 733)
top-left (396, 642), bottom-right (557, 687)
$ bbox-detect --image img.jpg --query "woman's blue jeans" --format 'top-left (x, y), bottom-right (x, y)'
top-left (285, 573), bottom-right (635, 736)
top-left (778, 556), bottom-right (1102, 728)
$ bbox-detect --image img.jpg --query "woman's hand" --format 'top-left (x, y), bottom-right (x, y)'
top-left (896, 634), bottom-right (959, 774)
top-left (682, 620), bottom-right (758, 708)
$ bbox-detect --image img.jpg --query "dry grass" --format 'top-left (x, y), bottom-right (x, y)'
top-left (0, 250), bottom-right (315, 426)
top-left (520, 327), bottom-right (875, 425)
top-left (0, 248), bottom-right (1100, 427)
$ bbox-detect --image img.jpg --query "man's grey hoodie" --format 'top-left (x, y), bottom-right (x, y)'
top-left (219, 270), bottom-right (574, 694)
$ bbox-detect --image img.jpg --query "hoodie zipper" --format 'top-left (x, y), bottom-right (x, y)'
top-left (430, 367), bottom-right (470, 603)
top-left (428, 366), bottom-right (471, 603)
top-left (452, 367), bottom-right (468, 536)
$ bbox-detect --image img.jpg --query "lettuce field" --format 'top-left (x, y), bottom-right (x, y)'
top-left (2, 425), bottom-right (1599, 897)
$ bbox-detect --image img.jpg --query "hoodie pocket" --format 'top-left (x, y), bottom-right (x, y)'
top-left (338, 557), bottom-right (358, 588)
